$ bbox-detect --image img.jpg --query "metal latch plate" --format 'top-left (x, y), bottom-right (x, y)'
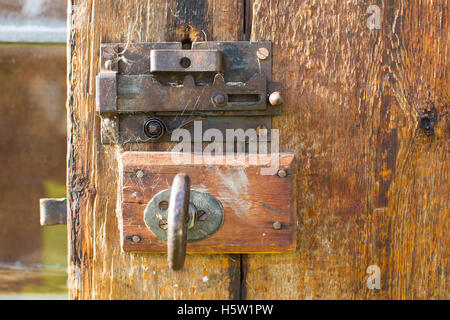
top-left (96, 41), bottom-right (281, 144)
top-left (120, 152), bottom-right (296, 253)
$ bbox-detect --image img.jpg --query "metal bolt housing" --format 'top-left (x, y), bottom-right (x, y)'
top-left (131, 235), bottom-right (141, 243)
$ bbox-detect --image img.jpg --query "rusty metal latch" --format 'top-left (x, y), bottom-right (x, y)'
top-left (96, 41), bottom-right (282, 143)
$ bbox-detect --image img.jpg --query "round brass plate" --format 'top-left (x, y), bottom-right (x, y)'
top-left (144, 189), bottom-right (224, 242)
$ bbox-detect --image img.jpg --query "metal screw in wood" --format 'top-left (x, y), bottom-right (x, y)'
top-left (273, 221), bottom-right (282, 230)
top-left (256, 47), bottom-right (269, 60)
top-left (277, 169), bottom-right (287, 178)
top-left (136, 170), bottom-right (144, 178)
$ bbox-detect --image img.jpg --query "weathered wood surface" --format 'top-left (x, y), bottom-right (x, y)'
top-left (244, 0), bottom-right (449, 299)
top-left (68, 0), bottom-right (449, 299)
top-left (67, 0), bottom-right (244, 300)
top-left (121, 152), bottom-right (296, 253)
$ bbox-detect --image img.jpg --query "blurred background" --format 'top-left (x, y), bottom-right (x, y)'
top-left (0, 0), bottom-right (67, 299)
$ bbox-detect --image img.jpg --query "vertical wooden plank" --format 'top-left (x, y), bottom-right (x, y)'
top-left (245, 0), bottom-right (448, 299)
top-left (67, 0), bottom-right (244, 299)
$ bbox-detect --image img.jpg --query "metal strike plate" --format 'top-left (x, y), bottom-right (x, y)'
top-left (120, 152), bottom-right (296, 253)
top-left (96, 41), bottom-right (282, 144)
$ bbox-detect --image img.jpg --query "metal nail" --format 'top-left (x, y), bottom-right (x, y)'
top-left (131, 235), bottom-right (141, 243)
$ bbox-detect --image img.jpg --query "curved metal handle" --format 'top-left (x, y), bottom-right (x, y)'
top-left (167, 173), bottom-right (191, 271)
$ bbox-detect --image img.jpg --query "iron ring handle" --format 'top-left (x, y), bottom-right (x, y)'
top-left (167, 173), bottom-right (191, 271)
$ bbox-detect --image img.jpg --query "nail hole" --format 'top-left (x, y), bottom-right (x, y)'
top-left (421, 116), bottom-right (433, 135)
top-left (180, 57), bottom-right (191, 68)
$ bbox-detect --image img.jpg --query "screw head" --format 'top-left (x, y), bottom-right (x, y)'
top-left (136, 170), bottom-right (144, 178)
top-left (159, 219), bottom-right (168, 230)
top-left (256, 47), bottom-right (270, 60)
top-left (212, 92), bottom-right (227, 107)
top-left (269, 91), bottom-right (283, 106)
top-left (277, 169), bottom-right (287, 178)
top-left (144, 118), bottom-right (165, 140)
top-left (273, 221), bottom-right (282, 230)
top-left (131, 235), bottom-right (141, 243)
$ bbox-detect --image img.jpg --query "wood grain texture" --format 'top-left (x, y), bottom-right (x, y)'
top-left (121, 152), bottom-right (296, 253)
top-left (68, 0), bottom-right (449, 300)
top-left (244, 0), bottom-right (449, 299)
top-left (67, 0), bottom-right (244, 300)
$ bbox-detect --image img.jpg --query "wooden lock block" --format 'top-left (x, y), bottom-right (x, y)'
top-left (120, 152), bottom-right (296, 253)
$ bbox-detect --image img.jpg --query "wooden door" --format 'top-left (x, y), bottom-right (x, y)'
top-left (67, 0), bottom-right (448, 299)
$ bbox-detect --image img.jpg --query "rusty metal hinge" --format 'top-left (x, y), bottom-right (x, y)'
top-left (96, 41), bottom-right (282, 144)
